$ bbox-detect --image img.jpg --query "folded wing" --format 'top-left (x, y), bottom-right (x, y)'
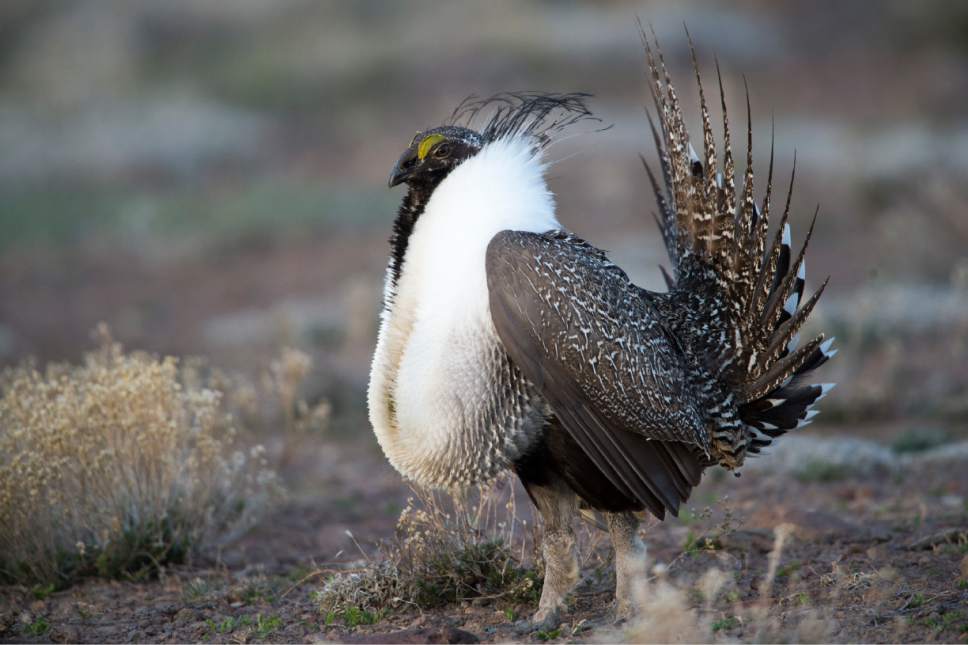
top-left (486, 229), bottom-right (707, 518)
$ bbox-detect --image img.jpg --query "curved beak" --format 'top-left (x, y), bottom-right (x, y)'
top-left (387, 148), bottom-right (418, 188)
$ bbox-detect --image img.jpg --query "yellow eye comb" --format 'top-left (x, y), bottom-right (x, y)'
top-left (417, 133), bottom-right (446, 160)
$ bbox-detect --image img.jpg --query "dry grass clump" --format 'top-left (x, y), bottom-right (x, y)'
top-left (607, 523), bottom-right (838, 644)
top-left (0, 328), bottom-right (279, 586)
top-left (315, 476), bottom-right (540, 622)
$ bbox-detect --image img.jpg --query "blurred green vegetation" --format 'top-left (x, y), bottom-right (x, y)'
top-left (1, 179), bottom-right (394, 252)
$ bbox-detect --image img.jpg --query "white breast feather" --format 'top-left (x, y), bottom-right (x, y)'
top-left (368, 137), bottom-right (559, 486)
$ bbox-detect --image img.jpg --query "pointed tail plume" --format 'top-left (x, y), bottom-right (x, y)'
top-left (639, 25), bottom-right (837, 467)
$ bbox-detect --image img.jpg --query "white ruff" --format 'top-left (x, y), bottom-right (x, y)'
top-left (368, 138), bottom-right (559, 487)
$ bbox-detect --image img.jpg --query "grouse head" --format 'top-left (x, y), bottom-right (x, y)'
top-left (388, 92), bottom-right (600, 192)
top-left (387, 126), bottom-right (483, 189)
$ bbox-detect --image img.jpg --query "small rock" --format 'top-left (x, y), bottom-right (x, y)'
top-left (174, 608), bottom-right (195, 623)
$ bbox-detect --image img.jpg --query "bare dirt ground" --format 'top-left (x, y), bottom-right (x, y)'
top-left (2, 425), bottom-right (967, 644)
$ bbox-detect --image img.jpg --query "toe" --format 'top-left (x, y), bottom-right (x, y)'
top-left (609, 597), bottom-right (635, 624)
top-left (512, 607), bottom-right (561, 634)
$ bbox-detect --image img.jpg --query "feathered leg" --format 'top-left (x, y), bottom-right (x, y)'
top-left (606, 511), bottom-right (644, 620)
top-left (524, 479), bottom-right (579, 631)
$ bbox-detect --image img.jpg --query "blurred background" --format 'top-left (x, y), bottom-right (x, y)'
top-left (1, 0), bottom-right (967, 437)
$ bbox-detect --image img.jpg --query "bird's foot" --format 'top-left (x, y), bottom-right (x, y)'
top-left (608, 596), bottom-right (636, 624)
top-left (512, 607), bottom-right (560, 635)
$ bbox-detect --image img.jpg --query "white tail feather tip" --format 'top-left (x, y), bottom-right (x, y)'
top-left (816, 383), bottom-right (836, 400)
top-left (782, 223), bottom-right (792, 245)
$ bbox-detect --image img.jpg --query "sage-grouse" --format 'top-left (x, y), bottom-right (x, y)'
top-left (368, 33), bottom-right (836, 629)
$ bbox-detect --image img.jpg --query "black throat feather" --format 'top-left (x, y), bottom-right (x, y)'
top-left (387, 184), bottom-right (430, 294)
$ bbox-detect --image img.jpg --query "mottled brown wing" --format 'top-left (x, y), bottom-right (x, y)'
top-left (486, 229), bottom-right (708, 515)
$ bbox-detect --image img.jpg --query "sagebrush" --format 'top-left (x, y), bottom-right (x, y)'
top-left (0, 329), bottom-right (279, 586)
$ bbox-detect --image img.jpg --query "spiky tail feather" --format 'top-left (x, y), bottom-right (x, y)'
top-left (639, 26), bottom-right (836, 467)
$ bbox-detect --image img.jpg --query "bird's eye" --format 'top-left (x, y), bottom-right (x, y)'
top-left (433, 143), bottom-right (452, 159)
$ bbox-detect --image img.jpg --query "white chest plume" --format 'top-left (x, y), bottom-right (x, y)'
top-left (368, 138), bottom-right (559, 488)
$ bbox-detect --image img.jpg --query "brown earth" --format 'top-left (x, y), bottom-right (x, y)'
top-left (2, 427), bottom-right (967, 644)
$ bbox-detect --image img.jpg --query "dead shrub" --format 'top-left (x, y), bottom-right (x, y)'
top-left (0, 328), bottom-right (280, 586)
